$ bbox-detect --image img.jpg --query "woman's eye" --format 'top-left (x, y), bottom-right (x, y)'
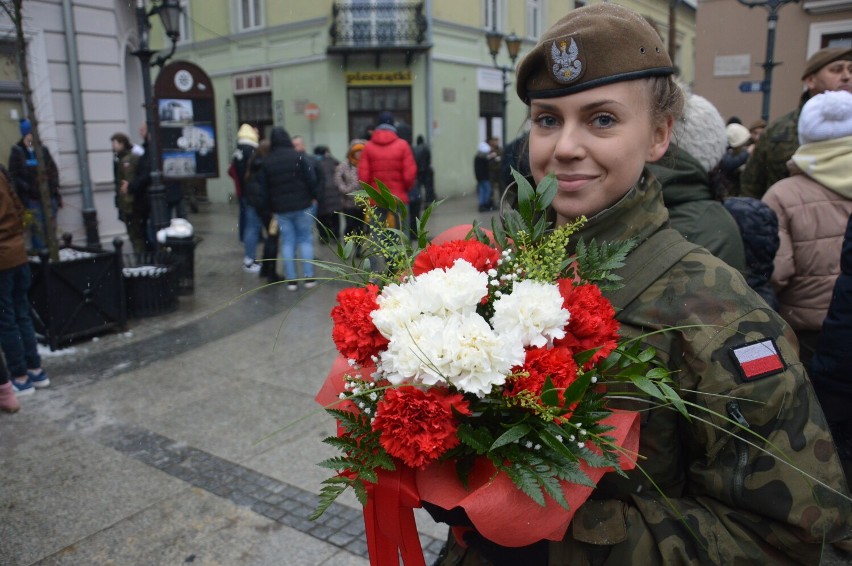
top-left (591, 114), bottom-right (616, 128)
top-left (534, 115), bottom-right (559, 128)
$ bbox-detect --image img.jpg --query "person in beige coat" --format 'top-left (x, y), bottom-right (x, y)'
top-left (763, 90), bottom-right (852, 368)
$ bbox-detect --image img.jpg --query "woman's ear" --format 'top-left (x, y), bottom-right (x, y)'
top-left (647, 115), bottom-right (673, 163)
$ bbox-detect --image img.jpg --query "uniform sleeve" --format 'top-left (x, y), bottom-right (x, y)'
top-left (740, 135), bottom-right (769, 199)
top-left (553, 264), bottom-right (852, 564)
top-left (763, 188), bottom-right (794, 291)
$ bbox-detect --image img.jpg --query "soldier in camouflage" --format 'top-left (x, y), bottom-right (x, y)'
top-left (740, 47), bottom-right (852, 199)
top-left (431, 6), bottom-right (852, 565)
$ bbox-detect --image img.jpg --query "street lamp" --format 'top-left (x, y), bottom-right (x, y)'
top-left (485, 29), bottom-right (522, 150)
top-left (133, 0), bottom-right (182, 235)
top-left (736, 0), bottom-right (800, 122)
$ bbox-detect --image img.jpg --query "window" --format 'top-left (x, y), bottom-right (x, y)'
top-left (345, 0), bottom-right (405, 46)
top-left (178, 0), bottom-right (191, 42)
top-left (484, 0), bottom-right (503, 31)
top-left (238, 0), bottom-right (263, 31)
top-left (526, 0), bottom-right (542, 39)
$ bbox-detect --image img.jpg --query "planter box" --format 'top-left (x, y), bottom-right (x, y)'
top-left (160, 235), bottom-right (201, 295)
top-left (29, 239), bottom-right (127, 351)
top-left (123, 252), bottom-right (179, 318)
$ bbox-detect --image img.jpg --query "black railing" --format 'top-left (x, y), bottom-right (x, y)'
top-left (329, 2), bottom-right (427, 48)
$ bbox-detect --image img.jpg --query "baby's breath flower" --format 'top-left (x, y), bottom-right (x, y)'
top-left (591, 376), bottom-right (598, 384)
top-left (580, 429), bottom-right (587, 436)
top-left (525, 440), bottom-right (533, 449)
top-left (364, 407), bottom-right (372, 415)
top-left (369, 392), bottom-right (377, 401)
top-left (577, 442), bottom-right (586, 449)
top-left (555, 435), bottom-right (563, 442)
top-left (569, 435), bottom-right (576, 442)
top-left (494, 290), bottom-right (503, 298)
top-left (338, 392), bottom-right (346, 399)
top-left (534, 444), bottom-right (541, 450)
top-left (488, 269), bottom-right (497, 277)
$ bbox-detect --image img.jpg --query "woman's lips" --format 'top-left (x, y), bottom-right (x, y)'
top-left (556, 174), bottom-right (597, 192)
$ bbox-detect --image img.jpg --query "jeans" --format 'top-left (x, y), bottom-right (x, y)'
top-left (276, 207), bottom-right (315, 281)
top-left (477, 180), bottom-right (492, 209)
top-left (27, 197), bottom-right (58, 251)
top-left (0, 263), bottom-right (40, 377)
top-left (243, 204), bottom-right (262, 262)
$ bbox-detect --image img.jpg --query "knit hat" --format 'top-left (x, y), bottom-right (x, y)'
top-left (801, 47), bottom-right (852, 80)
top-left (672, 94), bottom-right (727, 173)
top-left (347, 139), bottom-right (366, 166)
top-left (19, 118), bottom-right (31, 137)
top-left (726, 123), bottom-right (751, 149)
top-left (236, 123), bottom-right (258, 145)
top-left (798, 90), bottom-right (852, 145)
top-left (516, 4), bottom-right (673, 103)
top-left (478, 142), bottom-right (492, 154)
top-left (377, 111), bottom-right (395, 125)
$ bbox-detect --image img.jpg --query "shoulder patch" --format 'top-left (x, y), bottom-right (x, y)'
top-left (729, 339), bottom-right (786, 382)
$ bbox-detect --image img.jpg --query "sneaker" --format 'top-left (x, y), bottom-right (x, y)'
top-left (243, 260), bottom-right (261, 274)
top-left (10, 377), bottom-right (35, 397)
top-left (286, 282), bottom-right (298, 292)
top-left (303, 279), bottom-right (318, 289)
top-left (27, 369), bottom-right (50, 389)
top-left (0, 382), bottom-right (20, 413)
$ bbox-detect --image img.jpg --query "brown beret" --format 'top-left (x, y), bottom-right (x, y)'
top-left (748, 119), bottom-right (766, 132)
top-left (515, 4), bottom-right (673, 104)
top-left (801, 47), bottom-right (852, 80)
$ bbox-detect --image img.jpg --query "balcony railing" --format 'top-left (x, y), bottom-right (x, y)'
top-left (328, 2), bottom-right (429, 64)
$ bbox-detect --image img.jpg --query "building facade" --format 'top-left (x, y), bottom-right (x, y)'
top-left (2, 1), bottom-right (695, 245)
top-left (694, 0), bottom-right (852, 125)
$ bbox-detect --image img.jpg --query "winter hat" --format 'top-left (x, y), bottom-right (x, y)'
top-left (672, 93), bottom-right (727, 173)
top-left (347, 139), bottom-right (366, 166)
top-left (478, 142), bottom-right (492, 154)
top-left (797, 90), bottom-right (852, 145)
top-left (801, 47), bottom-right (852, 80)
top-left (19, 118), bottom-right (31, 137)
top-left (377, 111), bottom-right (395, 125)
top-left (516, 4), bottom-right (673, 103)
top-left (726, 123), bottom-right (751, 149)
top-left (236, 123), bottom-right (259, 146)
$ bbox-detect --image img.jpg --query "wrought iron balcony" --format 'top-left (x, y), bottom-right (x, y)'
top-left (328, 2), bottom-right (430, 67)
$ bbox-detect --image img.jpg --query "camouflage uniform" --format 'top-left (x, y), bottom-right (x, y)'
top-left (436, 173), bottom-right (852, 565)
top-left (740, 93), bottom-right (809, 199)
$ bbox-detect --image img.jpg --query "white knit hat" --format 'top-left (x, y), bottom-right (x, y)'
top-left (673, 94), bottom-right (727, 173)
top-left (726, 123), bottom-right (751, 149)
top-left (478, 142), bottom-right (491, 153)
top-left (798, 90), bottom-right (852, 145)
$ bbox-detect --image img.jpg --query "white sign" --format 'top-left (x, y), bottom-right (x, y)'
top-left (174, 70), bottom-right (194, 92)
top-left (714, 54), bottom-right (752, 77)
top-left (477, 67), bottom-right (504, 93)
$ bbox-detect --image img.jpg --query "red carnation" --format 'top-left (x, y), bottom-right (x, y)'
top-left (505, 346), bottom-right (578, 405)
top-left (372, 386), bottom-right (471, 469)
top-left (555, 281), bottom-right (620, 368)
top-left (412, 239), bottom-right (500, 276)
top-left (330, 284), bottom-right (389, 366)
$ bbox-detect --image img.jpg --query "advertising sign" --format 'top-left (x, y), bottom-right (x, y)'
top-left (154, 61), bottom-right (218, 179)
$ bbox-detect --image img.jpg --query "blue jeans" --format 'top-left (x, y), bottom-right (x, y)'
top-left (243, 204), bottom-right (262, 262)
top-left (27, 197), bottom-right (58, 251)
top-left (0, 263), bottom-right (40, 377)
top-left (276, 207), bottom-right (315, 281)
top-left (477, 180), bottom-right (492, 209)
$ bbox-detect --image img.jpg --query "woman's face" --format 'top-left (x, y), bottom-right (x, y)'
top-left (528, 81), bottom-right (671, 224)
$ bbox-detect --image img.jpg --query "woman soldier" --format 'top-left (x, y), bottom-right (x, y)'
top-left (431, 5), bottom-right (852, 565)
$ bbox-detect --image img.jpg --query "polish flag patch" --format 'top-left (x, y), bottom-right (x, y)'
top-left (730, 339), bottom-right (786, 382)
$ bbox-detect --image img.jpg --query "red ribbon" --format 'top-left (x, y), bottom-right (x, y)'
top-left (363, 466), bottom-right (425, 566)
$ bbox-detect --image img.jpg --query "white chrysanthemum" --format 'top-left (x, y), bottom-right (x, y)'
top-left (491, 279), bottom-right (570, 348)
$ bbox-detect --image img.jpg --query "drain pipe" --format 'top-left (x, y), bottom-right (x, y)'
top-left (424, 0), bottom-right (433, 144)
top-left (62, 0), bottom-right (99, 247)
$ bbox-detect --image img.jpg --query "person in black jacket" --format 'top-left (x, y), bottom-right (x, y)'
top-left (723, 196), bottom-right (780, 311)
top-left (263, 128), bottom-right (319, 291)
top-left (810, 212), bottom-right (852, 479)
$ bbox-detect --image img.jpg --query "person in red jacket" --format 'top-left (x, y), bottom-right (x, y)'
top-left (358, 111), bottom-right (417, 214)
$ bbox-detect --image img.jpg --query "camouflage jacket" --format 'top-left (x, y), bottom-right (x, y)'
top-left (438, 173), bottom-right (852, 566)
top-left (740, 93), bottom-right (810, 199)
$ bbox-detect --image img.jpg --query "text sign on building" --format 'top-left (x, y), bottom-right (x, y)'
top-left (714, 54), bottom-right (751, 77)
top-left (477, 67), bottom-right (503, 94)
top-left (154, 60), bottom-right (218, 180)
top-left (345, 71), bottom-right (412, 86)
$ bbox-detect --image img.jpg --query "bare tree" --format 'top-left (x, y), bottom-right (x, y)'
top-left (0, 0), bottom-right (59, 260)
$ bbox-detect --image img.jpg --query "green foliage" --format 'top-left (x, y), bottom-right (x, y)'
top-left (574, 238), bottom-right (635, 290)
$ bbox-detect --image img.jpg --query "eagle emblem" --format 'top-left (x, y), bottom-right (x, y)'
top-left (551, 39), bottom-right (582, 83)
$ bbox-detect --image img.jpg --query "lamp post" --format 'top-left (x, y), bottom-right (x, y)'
top-left (736, 0), bottom-right (800, 122)
top-left (485, 29), bottom-right (522, 149)
top-left (133, 0), bottom-right (181, 235)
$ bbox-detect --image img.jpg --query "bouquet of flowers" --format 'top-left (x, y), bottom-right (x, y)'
top-left (313, 174), bottom-right (685, 565)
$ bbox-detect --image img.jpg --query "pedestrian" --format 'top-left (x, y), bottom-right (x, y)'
top-left (473, 142), bottom-right (493, 212)
top-left (413, 134), bottom-right (434, 204)
top-left (429, 5), bottom-right (852, 564)
top-left (313, 145), bottom-right (343, 243)
top-left (335, 139), bottom-right (366, 245)
top-left (292, 135), bottom-right (324, 220)
top-left (231, 123), bottom-right (262, 273)
top-left (646, 92), bottom-right (747, 273)
top-left (487, 135), bottom-right (503, 206)
top-left (8, 118), bottom-right (61, 251)
top-left (809, 211), bottom-right (852, 481)
top-left (110, 132), bottom-right (146, 255)
top-left (718, 122), bottom-right (752, 197)
top-left (130, 122), bottom-right (154, 252)
top-left (748, 118), bottom-right (766, 145)
top-left (741, 47), bottom-right (852, 199)
top-left (500, 130), bottom-right (531, 192)
top-left (358, 111), bottom-right (417, 215)
top-left (0, 166), bottom-right (50, 402)
top-left (262, 127), bottom-right (319, 291)
top-left (762, 90), bottom-right (852, 371)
